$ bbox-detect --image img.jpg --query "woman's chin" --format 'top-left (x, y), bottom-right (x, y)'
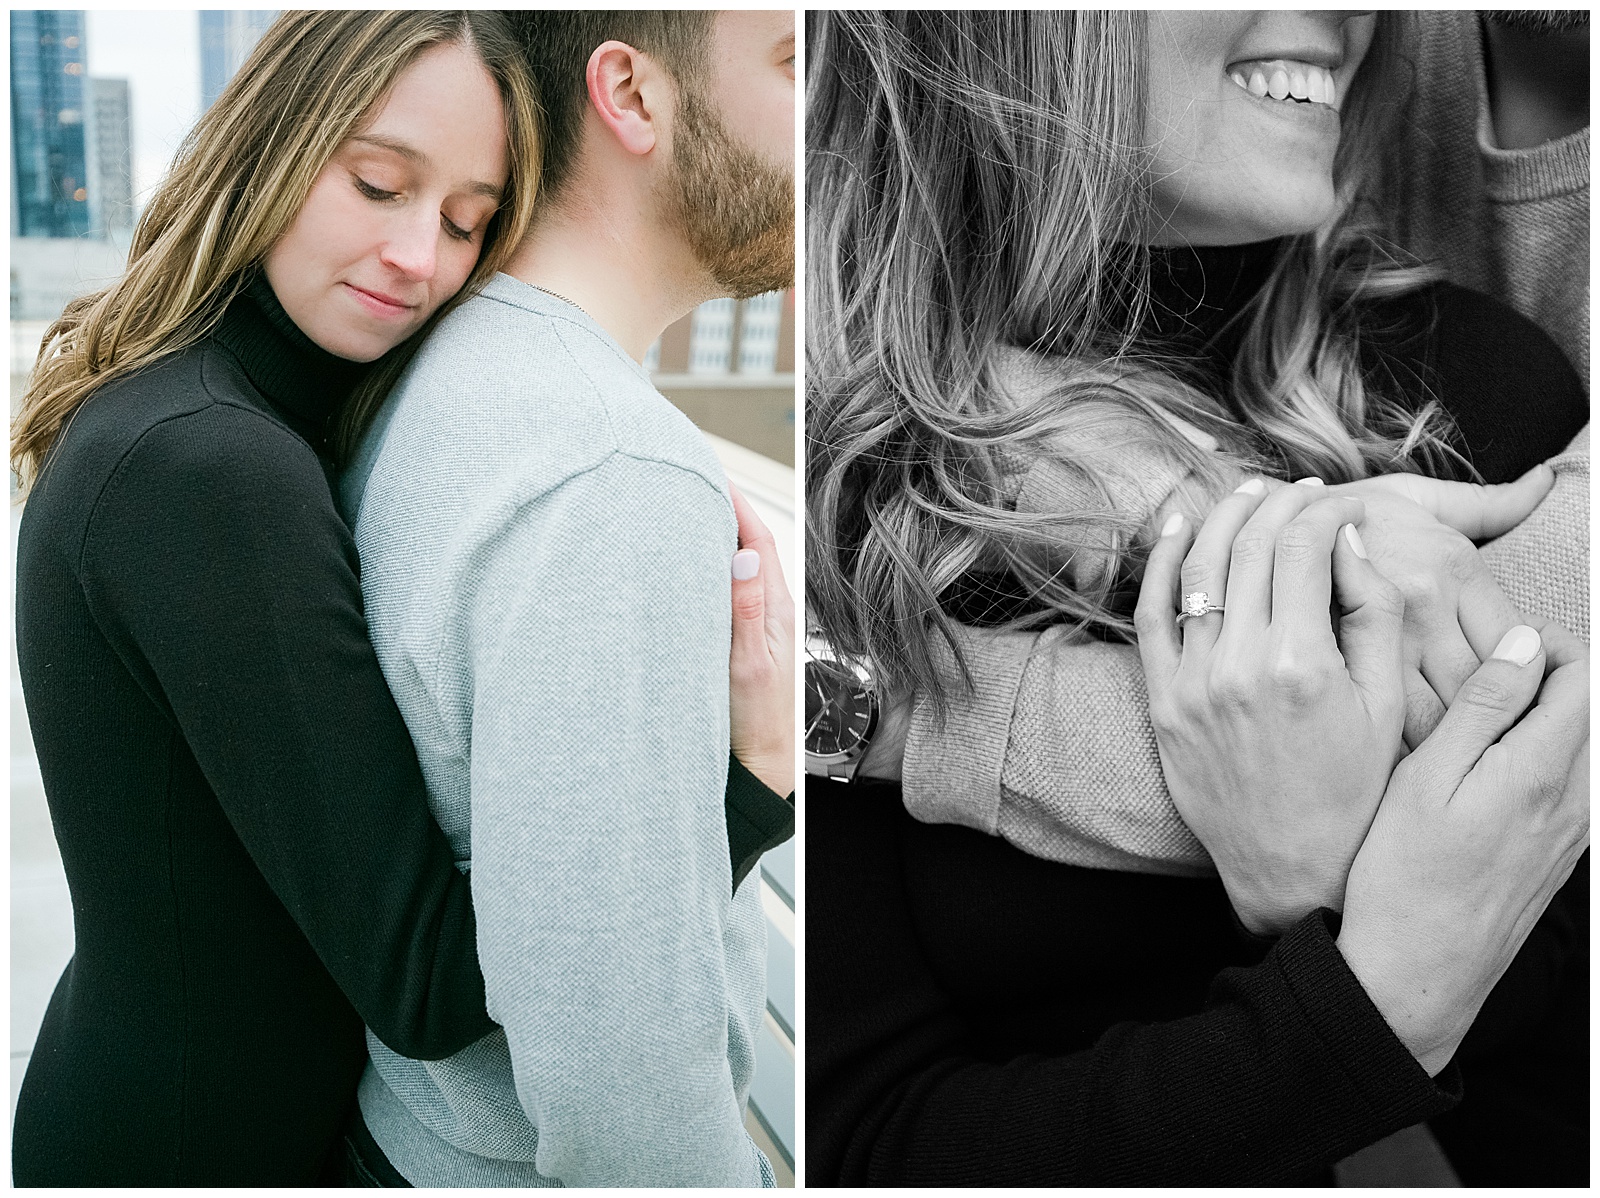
top-left (305, 326), bottom-right (401, 364)
top-left (1147, 190), bottom-right (1338, 247)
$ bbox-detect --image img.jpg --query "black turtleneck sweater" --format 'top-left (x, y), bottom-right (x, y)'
top-left (810, 256), bottom-right (1588, 1186)
top-left (12, 278), bottom-right (792, 1186)
top-left (13, 279), bottom-right (486, 1185)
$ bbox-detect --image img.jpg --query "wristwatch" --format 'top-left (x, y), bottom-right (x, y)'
top-left (804, 633), bottom-right (879, 782)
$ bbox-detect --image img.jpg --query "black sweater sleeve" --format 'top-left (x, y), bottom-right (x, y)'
top-left (808, 788), bottom-right (1460, 1187)
top-left (726, 753), bottom-right (795, 892)
top-left (78, 404), bottom-right (491, 1060)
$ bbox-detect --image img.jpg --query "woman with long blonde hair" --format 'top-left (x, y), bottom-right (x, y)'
top-left (12, 9), bottom-right (793, 1185)
top-left (806, 10), bottom-right (1587, 1184)
top-left (12, 13), bottom-right (535, 1185)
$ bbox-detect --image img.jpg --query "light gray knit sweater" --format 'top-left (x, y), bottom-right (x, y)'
top-left (339, 275), bottom-right (772, 1187)
top-left (901, 10), bottom-right (1590, 874)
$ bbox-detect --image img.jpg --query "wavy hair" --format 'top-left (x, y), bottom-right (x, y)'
top-left (13, 10), bottom-right (542, 488)
top-left (806, 10), bottom-right (1453, 709)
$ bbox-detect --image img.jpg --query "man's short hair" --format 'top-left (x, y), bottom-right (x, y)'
top-left (509, 11), bottom-right (715, 198)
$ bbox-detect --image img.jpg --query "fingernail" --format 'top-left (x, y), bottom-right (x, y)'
top-left (1295, 476), bottom-right (1325, 487)
top-left (1159, 512), bottom-right (1184, 538)
top-left (1491, 625), bottom-right (1542, 666)
top-left (1233, 478), bottom-right (1265, 496)
top-left (732, 549), bottom-right (760, 580)
top-left (1342, 523), bottom-right (1367, 559)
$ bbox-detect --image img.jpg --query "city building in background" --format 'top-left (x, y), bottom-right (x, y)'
top-left (652, 293), bottom-right (796, 466)
top-left (11, 10), bottom-right (91, 238)
top-left (85, 77), bottom-right (134, 237)
top-left (9, 10), bottom-right (138, 327)
top-left (199, 10), bottom-right (276, 110)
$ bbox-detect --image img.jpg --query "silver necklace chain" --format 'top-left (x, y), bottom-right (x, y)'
top-left (531, 283), bottom-right (584, 314)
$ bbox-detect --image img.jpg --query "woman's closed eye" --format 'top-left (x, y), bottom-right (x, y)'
top-left (354, 173), bottom-right (480, 242)
top-left (352, 174), bottom-right (399, 202)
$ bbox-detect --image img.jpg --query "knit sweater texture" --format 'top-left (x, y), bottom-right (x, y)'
top-left (1396, 10), bottom-right (1589, 387)
top-left (340, 275), bottom-right (773, 1187)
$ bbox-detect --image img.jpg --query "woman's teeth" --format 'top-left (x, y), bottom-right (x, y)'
top-left (1228, 61), bottom-right (1338, 109)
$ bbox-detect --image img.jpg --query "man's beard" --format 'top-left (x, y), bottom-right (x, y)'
top-left (667, 87), bottom-right (795, 300)
top-left (1483, 10), bottom-right (1589, 35)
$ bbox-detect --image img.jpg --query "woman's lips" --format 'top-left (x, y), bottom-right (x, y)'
top-left (343, 282), bottom-right (418, 320)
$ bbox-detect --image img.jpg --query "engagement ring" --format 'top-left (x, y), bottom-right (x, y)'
top-left (1176, 591), bottom-right (1226, 625)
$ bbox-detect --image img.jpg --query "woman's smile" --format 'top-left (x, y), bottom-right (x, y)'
top-left (341, 280), bottom-right (421, 320)
top-left (1227, 60), bottom-right (1340, 108)
top-left (1144, 10), bottom-right (1376, 247)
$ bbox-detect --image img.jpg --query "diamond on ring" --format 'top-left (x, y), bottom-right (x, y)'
top-left (1176, 591), bottom-right (1226, 625)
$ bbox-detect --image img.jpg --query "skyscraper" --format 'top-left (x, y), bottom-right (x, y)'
top-left (199, 11), bottom-right (276, 110)
top-left (85, 76), bottom-right (134, 236)
top-left (11, 10), bottom-right (91, 238)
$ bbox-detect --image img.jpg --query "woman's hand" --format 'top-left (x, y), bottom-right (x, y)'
top-left (1337, 618), bottom-right (1589, 1076)
top-left (1329, 466), bottom-right (1553, 746)
top-left (1135, 479), bottom-right (1407, 935)
top-left (728, 484), bottom-right (795, 797)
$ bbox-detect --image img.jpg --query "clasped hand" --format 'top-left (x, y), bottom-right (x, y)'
top-left (1136, 480), bottom-right (1405, 934)
top-left (1326, 467), bottom-right (1553, 746)
top-left (1135, 470), bottom-right (1588, 1078)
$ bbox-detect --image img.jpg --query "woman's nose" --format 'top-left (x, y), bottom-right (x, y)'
top-left (1290, 10), bottom-right (1375, 29)
top-left (378, 209), bottom-right (439, 281)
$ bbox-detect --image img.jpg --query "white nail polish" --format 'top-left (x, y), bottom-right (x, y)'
top-left (732, 549), bottom-right (760, 580)
top-left (1295, 476), bottom-right (1324, 487)
top-left (1491, 625), bottom-right (1541, 666)
top-left (1343, 523), bottom-right (1367, 559)
top-left (1160, 512), bottom-right (1184, 538)
top-left (1233, 478), bottom-right (1265, 496)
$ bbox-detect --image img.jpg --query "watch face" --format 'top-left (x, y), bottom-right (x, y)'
top-left (805, 659), bottom-right (875, 758)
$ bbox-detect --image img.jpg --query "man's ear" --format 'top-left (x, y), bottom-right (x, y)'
top-left (585, 40), bottom-right (667, 157)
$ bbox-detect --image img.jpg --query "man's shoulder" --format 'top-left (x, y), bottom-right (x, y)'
top-left (350, 276), bottom-right (727, 534)
top-left (403, 276), bottom-right (719, 473)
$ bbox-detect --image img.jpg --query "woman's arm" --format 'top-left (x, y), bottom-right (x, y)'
top-left (809, 785), bottom-right (1457, 1187)
top-left (726, 483), bottom-right (796, 889)
top-left (79, 408), bottom-right (491, 1059)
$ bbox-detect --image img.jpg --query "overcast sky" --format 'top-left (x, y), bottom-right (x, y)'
top-left (83, 10), bottom-right (202, 207)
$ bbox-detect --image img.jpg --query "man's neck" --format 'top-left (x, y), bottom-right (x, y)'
top-left (503, 193), bottom-right (715, 363)
top-left (1481, 17), bottom-right (1589, 150)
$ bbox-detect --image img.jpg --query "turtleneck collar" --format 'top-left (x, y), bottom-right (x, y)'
top-left (1135, 238), bottom-right (1285, 376)
top-left (211, 272), bottom-right (370, 445)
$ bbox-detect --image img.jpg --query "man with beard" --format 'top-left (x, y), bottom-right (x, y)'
top-left (334, 11), bottom-right (795, 1186)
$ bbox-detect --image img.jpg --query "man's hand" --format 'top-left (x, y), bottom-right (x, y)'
top-left (1330, 467), bottom-right (1551, 745)
top-left (729, 484), bottom-right (795, 796)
